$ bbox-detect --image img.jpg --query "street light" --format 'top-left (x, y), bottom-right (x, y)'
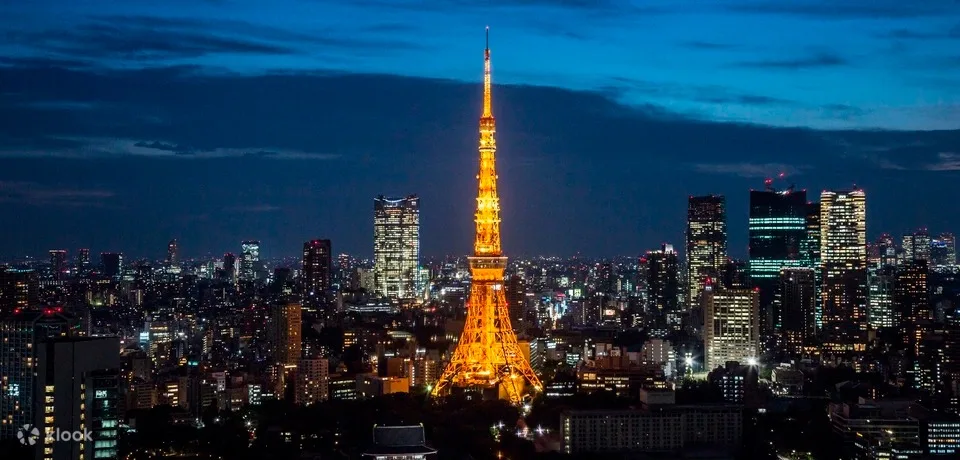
top-left (746, 357), bottom-right (758, 366)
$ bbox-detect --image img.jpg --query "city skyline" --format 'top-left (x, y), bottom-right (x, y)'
top-left (0, 1), bottom-right (959, 259)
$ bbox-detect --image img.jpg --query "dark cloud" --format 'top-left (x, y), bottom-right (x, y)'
top-left (0, 181), bottom-right (114, 207)
top-left (0, 63), bottom-right (957, 258)
top-left (5, 15), bottom-right (422, 63)
top-left (734, 52), bottom-right (848, 69)
top-left (726, 1), bottom-right (957, 20)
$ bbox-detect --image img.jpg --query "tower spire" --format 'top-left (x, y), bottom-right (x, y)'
top-left (483, 26), bottom-right (492, 119)
top-left (475, 27), bottom-right (499, 256)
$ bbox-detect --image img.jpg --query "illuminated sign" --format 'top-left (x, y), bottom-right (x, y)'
top-left (95, 390), bottom-right (108, 399)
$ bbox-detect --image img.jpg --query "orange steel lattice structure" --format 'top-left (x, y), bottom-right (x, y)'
top-left (432, 29), bottom-right (543, 405)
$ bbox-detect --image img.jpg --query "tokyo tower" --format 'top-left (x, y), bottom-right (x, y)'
top-left (432, 28), bottom-right (543, 405)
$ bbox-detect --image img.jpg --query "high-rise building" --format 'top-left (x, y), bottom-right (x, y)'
top-left (373, 195), bottom-right (420, 299)
top-left (76, 248), bottom-right (90, 274)
top-left (820, 189), bottom-right (867, 348)
top-left (775, 268), bottom-right (816, 355)
top-left (902, 229), bottom-right (932, 264)
top-left (222, 253), bottom-right (237, 282)
top-left (34, 337), bottom-right (120, 460)
top-left (931, 233), bottom-right (957, 267)
top-left (645, 244), bottom-right (680, 327)
top-left (272, 301), bottom-right (302, 367)
top-left (100, 252), bottom-right (123, 279)
top-left (301, 239), bottom-right (332, 296)
top-left (239, 241), bottom-right (260, 282)
top-left (432, 30), bottom-right (542, 405)
top-left (48, 249), bottom-right (67, 281)
top-left (895, 260), bottom-right (930, 327)
top-left (686, 195), bottom-right (727, 308)
top-left (505, 274), bottom-right (527, 327)
top-left (166, 238), bottom-right (179, 266)
top-left (0, 309), bottom-right (75, 441)
top-left (870, 233), bottom-right (898, 268)
top-left (867, 266), bottom-right (896, 329)
top-left (749, 184), bottom-right (808, 342)
top-left (702, 286), bottom-right (760, 371)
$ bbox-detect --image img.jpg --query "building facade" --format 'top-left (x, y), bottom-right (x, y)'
top-left (702, 286), bottom-right (760, 370)
top-left (686, 195), bottom-right (727, 309)
top-left (373, 195), bottom-right (420, 299)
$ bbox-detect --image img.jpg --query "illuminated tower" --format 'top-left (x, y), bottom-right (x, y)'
top-left (820, 189), bottom-right (867, 348)
top-left (433, 29), bottom-right (542, 404)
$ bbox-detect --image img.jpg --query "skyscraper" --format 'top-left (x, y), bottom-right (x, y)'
top-left (373, 195), bottom-right (420, 299)
top-left (48, 249), bottom-right (67, 281)
top-left (931, 233), bottom-right (956, 267)
top-left (76, 248), bottom-right (90, 273)
top-left (272, 300), bottom-right (302, 367)
top-left (646, 244), bottom-right (680, 327)
top-left (301, 239), bottom-right (333, 296)
top-left (902, 229), bottom-right (931, 264)
top-left (100, 252), bottom-right (123, 279)
top-left (775, 268), bottom-right (816, 355)
top-left (240, 240), bottom-right (260, 282)
top-left (702, 286), bottom-right (760, 370)
top-left (0, 309), bottom-right (74, 441)
top-left (34, 337), bottom-right (120, 460)
top-left (433, 30), bottom-right (542, 405)
top-left (222, 252), bottom-right (237, 282)
top-left (749, 183), bottom-right (808, 342)
top-left (820, 189), bottom-right (867, 348)
top-left (867, 266), bottom-right (896, 329)
top-left (166, 238), bottom-right (179, 266)
top-left (870, 233), bottom-right (898, 268)
top-left (686, 195), bottom-right (727, 308)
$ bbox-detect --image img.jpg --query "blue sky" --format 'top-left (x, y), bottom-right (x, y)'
top-left (0, 0), bottom-right (958, 258)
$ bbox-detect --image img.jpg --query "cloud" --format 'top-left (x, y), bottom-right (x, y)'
top-left (725, 1), bottom-right (956, 20)
top-left (5, 15), bottom-right (422, 64)
top-left (691, 163), bottom-right (809, 178)
top-left (0, 62), bottom-right (957, 257)
top-left (924, 152), bottom-right (960, 171)
top-left (0, 181), bottom-right (114, 207)
top-left (734, 52), bottom-right (848, 69)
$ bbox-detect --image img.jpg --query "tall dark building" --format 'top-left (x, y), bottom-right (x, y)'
top-left (895, 260), bottom-right (930, 328)
top-left (302, 239), bottom-right (333, 296)
top-left (596, 262), bottom-right (617, 294)
top-left (100, 252), bottom-right (123, 279)
top-left (0, 268), bottom-right (38, 314)
top-left (222, 252), bottom-right (237, 282)
top-left (902, 229), bottom-right (932, 264)
top-left (48, 249), bottom-right (67, 281)
top-left (505, 274), bottom-right (527, 327)
top-left (686, 195), bottom-right (727, 308)
top-left (775, 268), bottom-right (816, 355)
top-left (932, 233), bottom-right (957, 267)
top-left (645, 244), bottom-right (680, 327)
top-left (76, 248), bottom-right (90, 275)
top-left (749, 183), bottom-right (808, 343)
top-left (0, 309), bottom-right (75, 441)
top-left (34, 337), bottom-right (120, 460)
top-left (166, 238), bottom-right (179, 266)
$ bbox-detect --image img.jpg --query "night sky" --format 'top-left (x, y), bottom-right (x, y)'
top-left (0, 0), bottom-right (958, 260)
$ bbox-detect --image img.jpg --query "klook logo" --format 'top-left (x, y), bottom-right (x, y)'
top-left (16, 425), bottom-right (92, 445)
